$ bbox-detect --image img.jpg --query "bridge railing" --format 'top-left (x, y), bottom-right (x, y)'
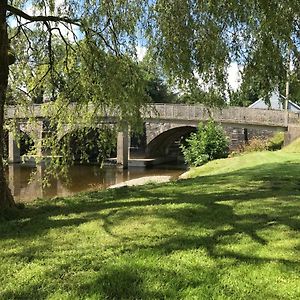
top-left (6, 104), bottom-right (47, 119)
top-left (6, 103), bottom-right (300, 127)
top-left (148, 104), bottom-right (300, 127)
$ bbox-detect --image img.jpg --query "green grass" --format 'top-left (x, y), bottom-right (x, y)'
top-left (282, 137), bottom-right (300, 153)
top-left (1, 150), bottom-right (300, 299)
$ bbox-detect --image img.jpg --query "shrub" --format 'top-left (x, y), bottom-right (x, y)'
top-left (235, 132), bottom-right (285, 154)
top-left (267, 132), bottom-right (284, 151)
top-left (181, 121), bottom-right (229, 167)
top-left (242, 137), bottom-right (269, 152)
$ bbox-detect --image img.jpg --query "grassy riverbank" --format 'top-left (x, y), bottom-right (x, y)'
top-left (1, 150), bottom-right (300, 299)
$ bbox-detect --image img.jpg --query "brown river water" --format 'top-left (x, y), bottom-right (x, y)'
top-left (6, 164), bottom-right (185, 203)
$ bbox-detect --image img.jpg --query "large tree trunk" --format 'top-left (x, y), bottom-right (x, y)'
top-left (0, 1), bottom-right (15, 210)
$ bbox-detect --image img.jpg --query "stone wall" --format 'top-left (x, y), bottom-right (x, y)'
top-left (284, 125), bottom-right (300, 146)
top-left (147, 104), bottom-right (300, 127)
top-left (223, 126), bottom-right (278, 150)
top-left (145, 121), bottom-right (282, 156)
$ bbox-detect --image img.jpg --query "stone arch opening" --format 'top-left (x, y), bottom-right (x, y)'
top-left (20, 131), bottom-right (35, 156)
top-left (146, 126), bottom-right (197, 159)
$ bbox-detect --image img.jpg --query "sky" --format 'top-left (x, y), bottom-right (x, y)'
top-left (8, 0), bottom-right (80, 40)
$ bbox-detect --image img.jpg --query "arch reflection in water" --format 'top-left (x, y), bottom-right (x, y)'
top-left (7, 164), bottom-right (184, 203)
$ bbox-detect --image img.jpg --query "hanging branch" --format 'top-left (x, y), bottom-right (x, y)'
top-left (6, 5), bottom-right (81, 26)
top-left (6, 4), bottom-right (120, 56)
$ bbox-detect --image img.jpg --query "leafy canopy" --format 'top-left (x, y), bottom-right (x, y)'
top-left (150, 1), bottom-right (300, 100)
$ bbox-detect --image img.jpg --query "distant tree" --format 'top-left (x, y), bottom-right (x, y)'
top-left (289, 73), bottom-right (300, 105)
top-left (176, 87), bottom-right (225, 107)
top-left (229, 87), bottom-right (259, 107)
top-left (139, 54), bottom-right (176, 103)
top-left (145, 77), bottom-right (176, 103)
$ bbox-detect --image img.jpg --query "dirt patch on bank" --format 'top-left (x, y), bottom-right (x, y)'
top-left (108, 176), bottom-right (172, 189)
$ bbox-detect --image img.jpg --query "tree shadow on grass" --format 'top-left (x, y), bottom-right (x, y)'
top-left (0, 259), bottom-right (224, 300)
top-left (1, 161), bottom-right (300, 238)
top-left (1, 161), bottom-right (300, 299)
top-left (1, 249), bottom-right (297, 300)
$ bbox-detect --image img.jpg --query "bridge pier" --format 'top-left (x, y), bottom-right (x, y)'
top-left (35, 121), bottom-right (44, 157)
top-left (8, 164), bottom-right (21, 197)
top-left (284, 125), bottom-right (300, 146)
top-left (8, 120), bottom-right (45, 164)
top-left (117, 126), bottom-right (129, 169)
top-left (8, 122), bottom-right (21, 164)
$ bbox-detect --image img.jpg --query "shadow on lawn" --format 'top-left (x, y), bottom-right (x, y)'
top-left (1, 161), bottom-right (300, 299)
top-left (1, 259), bottom-right (226, 300)
top-left (1, 161), bottom-right (300, 239)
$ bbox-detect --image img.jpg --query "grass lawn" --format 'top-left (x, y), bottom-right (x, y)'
top-left (1, 150), bottom-right (300, 299)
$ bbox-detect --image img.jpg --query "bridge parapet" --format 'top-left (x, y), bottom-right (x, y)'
top-left (6, 104), bottom-right (46, 119)
top-left (148, 104), bottom-right (300, 127)
top-left (6, 103), bottom-right (300, 128)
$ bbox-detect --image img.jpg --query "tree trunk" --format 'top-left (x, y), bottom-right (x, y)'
top-left (0, 1), bottom-right (15, 209)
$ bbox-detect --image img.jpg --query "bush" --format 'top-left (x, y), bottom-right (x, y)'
top-left (181, 121), bottom-right (229, 167)
top-left (267, 132), bottom-right (284, 151)
top-left (241, 137), bottom-right (269, 152)
top-left (233, 132), bottom-right (285, 155)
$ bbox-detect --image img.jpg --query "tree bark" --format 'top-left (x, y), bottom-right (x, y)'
top-left (0, 1), bottom-right (15, 209)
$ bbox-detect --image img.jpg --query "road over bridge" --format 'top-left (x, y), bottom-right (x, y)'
top-left (6, 103), bottom-right (300, 167)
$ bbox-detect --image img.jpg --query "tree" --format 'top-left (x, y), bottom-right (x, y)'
top-left (0, 0), bottom-right (148, 209)
top-left (288, 73), bottom-right (300, 105)
top-left (2, 1), bottom-right (300, 210)
top-left (150, 1), bottom-right (300, 101)
top-left (175, 87), bottom-right (225, 106)
top-left (139, 53), bottom-right (177, 103)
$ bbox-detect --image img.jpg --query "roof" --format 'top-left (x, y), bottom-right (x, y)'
top-left (248, 90), bottom-right (300, 112)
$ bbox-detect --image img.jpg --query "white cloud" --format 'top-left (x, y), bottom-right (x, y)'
top-left (136, 45), bottom-right (147, 62)
top-left (227, 62), bottom-right (243, 91)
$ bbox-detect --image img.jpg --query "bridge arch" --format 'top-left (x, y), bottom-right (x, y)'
top-left (146, 125), bottom-right (197, 158)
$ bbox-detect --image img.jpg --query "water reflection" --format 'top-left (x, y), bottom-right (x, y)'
top-left (7, 164), bottom-right (185, 202)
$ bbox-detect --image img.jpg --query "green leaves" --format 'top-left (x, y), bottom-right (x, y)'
top-left (5, 0), bottom-right (300, 179)
top-left (149, 0), bottom-right (300, 97)
top-left (181, 121), bottom-right (229, 167)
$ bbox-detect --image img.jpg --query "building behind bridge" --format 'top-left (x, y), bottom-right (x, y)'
top-left (249, 90), bottom-right (300, 113)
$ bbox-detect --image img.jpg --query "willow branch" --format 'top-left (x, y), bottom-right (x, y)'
top-left (6, 4), bottom-right (81, 26)
top-left (6, 4), bottom-right (117, 54)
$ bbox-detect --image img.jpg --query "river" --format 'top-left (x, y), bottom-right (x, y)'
top-left (6, 164), bottom-right (186, 202)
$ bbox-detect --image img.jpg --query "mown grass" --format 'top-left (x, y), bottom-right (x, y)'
top-left (282, 136), bottom-right (300, 153)
top-left (1, 150), bottom-right (300, 299)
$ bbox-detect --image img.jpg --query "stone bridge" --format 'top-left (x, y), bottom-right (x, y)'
top-left (143, 104), bottom-right (300, 157)
top-left (6, 103), bottom-right (300, 167)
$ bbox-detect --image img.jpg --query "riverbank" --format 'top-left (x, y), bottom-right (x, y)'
top-left (1, 150), bottom-right (300, 299)
top-left (6, 164), bottom-right (184, 203)
top-left (108, 175), bottom-right (173, 188)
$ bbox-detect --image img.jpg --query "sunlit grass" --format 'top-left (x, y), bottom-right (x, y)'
top-left (282, 137), bottom-right (300, 153)
top-left (1, 151), bottom-right (300, 299)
